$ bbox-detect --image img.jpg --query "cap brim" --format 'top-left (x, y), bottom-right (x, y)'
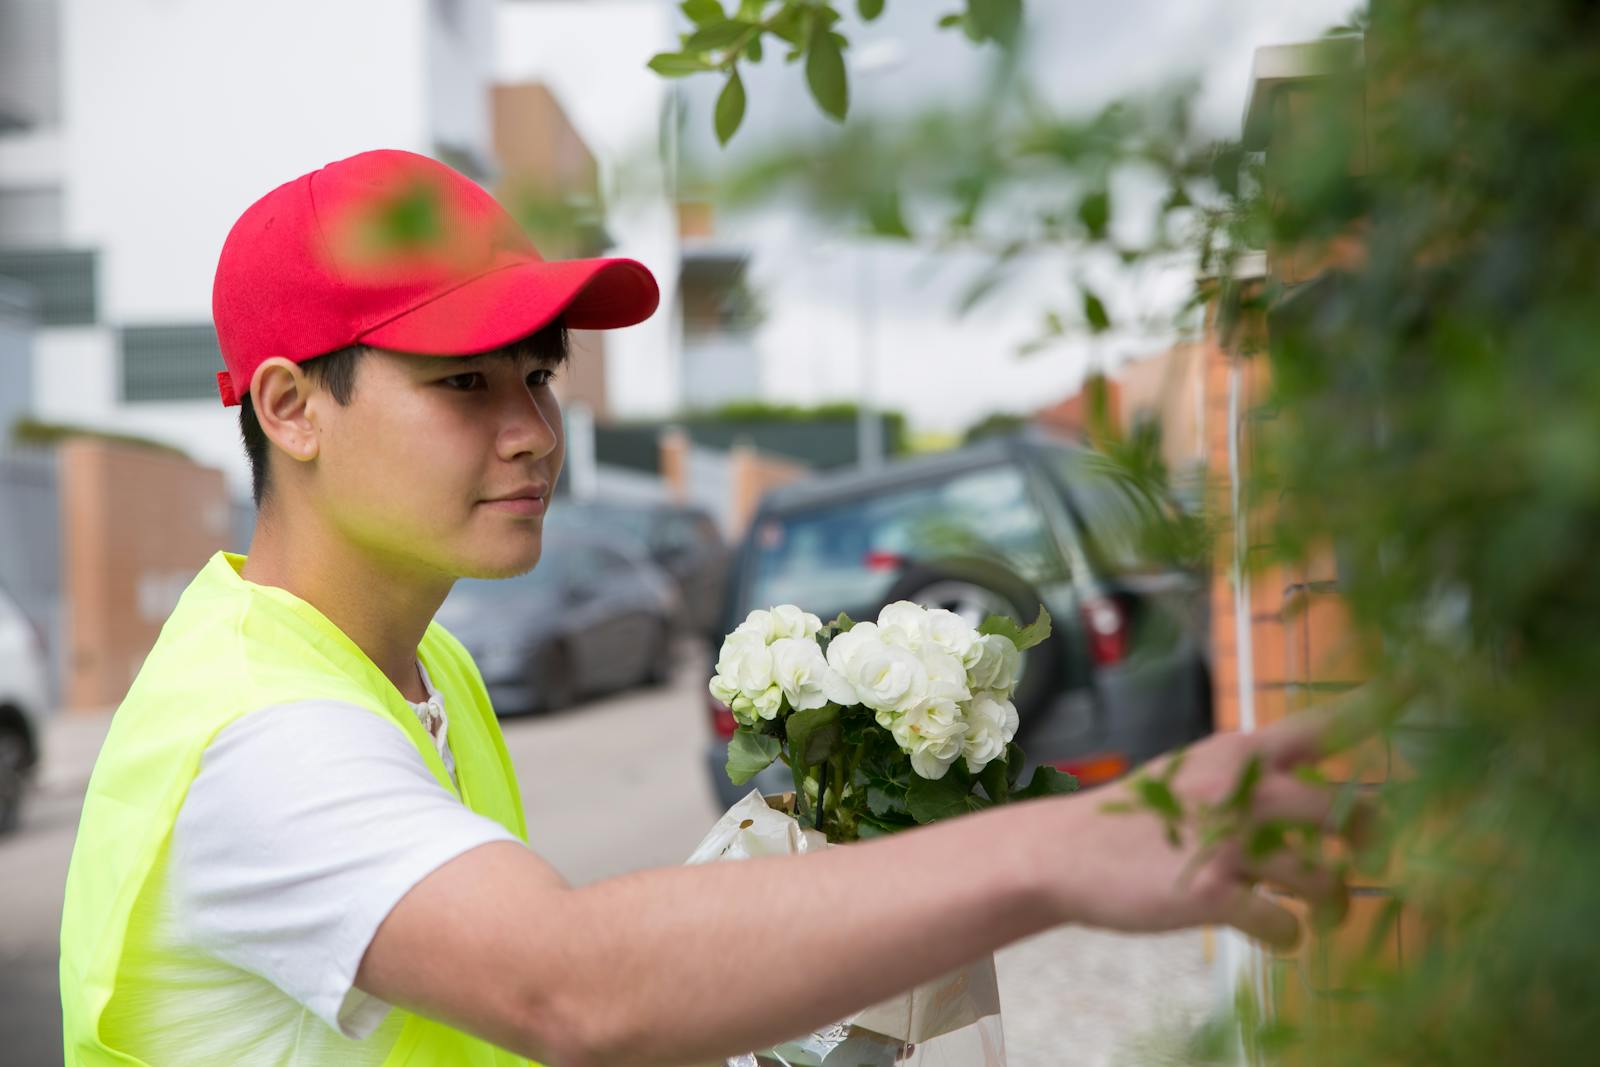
top-left (356, 255), bottom-right (659, 355)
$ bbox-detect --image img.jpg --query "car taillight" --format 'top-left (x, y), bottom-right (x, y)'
top-left (709, 694), bottom-right (738, 740)
top-left (862, 550), bottom-right (906, 572)
top-left (1052, 753), bottom-right (1130, 787)
top-left (1080, 595), bottom-right (1127, 666)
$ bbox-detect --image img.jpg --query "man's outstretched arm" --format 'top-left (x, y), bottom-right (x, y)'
top-left (356, 711), bottom-right (1362, 1067)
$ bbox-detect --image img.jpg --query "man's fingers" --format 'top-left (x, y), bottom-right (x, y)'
top-left (1258, 697), bottom-right (1379, 769)
top-left (1223, 886), bottom-right (1301, 950)
top-left (1252, 776), bottom-right (1336, 825)
top-left (1247, 853), bottom-right (1349, 925)
top-left (1253, 775), bottom-right (1378, 846)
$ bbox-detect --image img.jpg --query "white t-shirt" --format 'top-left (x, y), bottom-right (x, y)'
top-left (101, 663), bottom-right (521, 1065)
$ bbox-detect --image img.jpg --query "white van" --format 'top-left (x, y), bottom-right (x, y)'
top-left (0, 582), bottom-right (46, 833)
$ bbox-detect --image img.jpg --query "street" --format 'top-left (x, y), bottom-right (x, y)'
top-left (1, 643), bottom-right (1215, 1066)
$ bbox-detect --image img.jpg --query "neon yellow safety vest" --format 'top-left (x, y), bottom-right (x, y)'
top-left (60, 551), bottom-right (538, 1066)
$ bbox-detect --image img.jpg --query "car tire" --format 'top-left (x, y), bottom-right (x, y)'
top-left (531, 643), bottom-right (579, 714)
top-left (884, 559), bottom-right (1062, 723)
top-left (0, 725), bottom-right (27, 835)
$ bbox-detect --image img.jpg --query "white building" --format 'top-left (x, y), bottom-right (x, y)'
top-left (0, 0), bottom-right (499, 494)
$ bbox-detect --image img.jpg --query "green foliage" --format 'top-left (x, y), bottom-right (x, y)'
top-left (723, 606), bottom-right (1073, 839)
top-left (714, 70), bottom-right (747, 145)
top-left (650, 1), bottom-right (1024, 142)
top-left (977, 604), bottom-right (1051, 651)
top-left (677, 0), bottom-right (1600, 1059)
top-left (726, 729), bottom-right (782, 785)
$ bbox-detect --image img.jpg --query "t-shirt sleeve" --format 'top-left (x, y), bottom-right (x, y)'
top-left (168, 700), bottom-right (522, 1038)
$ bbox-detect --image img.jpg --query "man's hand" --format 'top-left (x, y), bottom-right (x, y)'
top-left (1049, 709), bottom-right (1374, 949)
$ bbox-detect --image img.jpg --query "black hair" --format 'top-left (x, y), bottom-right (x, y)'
top-left (239, 319), bottom-right (569, 509)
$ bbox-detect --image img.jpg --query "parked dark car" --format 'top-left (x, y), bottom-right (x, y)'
top-left (435, 530), bottom-right (682, 714)
top-left (545, 499), bottom-right (730, 639)
top-left (704, 429), bottom-right (1212, 810)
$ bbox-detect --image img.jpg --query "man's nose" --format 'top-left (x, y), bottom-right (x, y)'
top-left (496, 385), bottom-right (559, 461)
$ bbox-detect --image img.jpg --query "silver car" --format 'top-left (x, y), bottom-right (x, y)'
top-left (0, 581), bottom-right (47, 833)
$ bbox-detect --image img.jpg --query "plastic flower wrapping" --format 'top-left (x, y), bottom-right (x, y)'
top-left (691, 601), bottom-right (1079, 1065)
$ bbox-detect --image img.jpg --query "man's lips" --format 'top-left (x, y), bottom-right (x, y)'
top-left (480, 484), bottom-right (549, 515)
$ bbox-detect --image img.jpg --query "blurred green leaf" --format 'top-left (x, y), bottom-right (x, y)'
top-left (1077, 188), bottom-right (1111, 240)
top-left (805, 18), bottom-right (850, 120)
top-left (686, 19), bottom-right (751, 51)
top-left (715, 70), bottom-right (748, 145)
top-left (648, 51), bottom-right (717, 77)
top-left (858, 0), bottom-right (885, 20)
top-left (964, 0), bottom-right (1020, 44)
top-left (1082, 287), bottom-right (1111, 333)
top-left (680, 0), bottom-right (725, 26)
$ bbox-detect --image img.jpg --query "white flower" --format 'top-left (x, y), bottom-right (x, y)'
top-left (729, 693), bottom-right (758, 726)
top-left (770, 637), bottom-right (856, 711)
top-left (826, 623), bottom-right (930, 715)
top-left (751, 684), bottom-right (785, 722)
top-left (963, 691), bottom-right (1020, 773)
top-left (715, 631), bottom-right (775, 697)
top-left (920, 647), bottom-right (972, 706)
top-left (876, 601), bottom-right (929, 651)
top-left (923, 608), bottom-right (980, 664)
top-left (736, 605), bottom-right (823, 644)
top-left (893, 699), bottom-right (968, 780)
top-left (966, 633), bottom-right (1023, 695)
top-left (709, 674), bottom-right (740, 707)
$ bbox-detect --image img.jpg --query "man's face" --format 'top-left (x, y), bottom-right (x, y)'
top-left (308, 346), bottom-right (565, 582)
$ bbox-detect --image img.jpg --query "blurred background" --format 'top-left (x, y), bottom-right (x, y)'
top-left (2, 1), bottom-right (1514, 1065)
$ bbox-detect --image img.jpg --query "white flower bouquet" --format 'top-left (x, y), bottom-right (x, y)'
top-left (710, 601), bottom-right (1076, 842)
top-left (693, 600), bottom-right (1078, 1066)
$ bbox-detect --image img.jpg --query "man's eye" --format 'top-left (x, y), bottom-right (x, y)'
top-left (441, 373), bottom-right (484, 390)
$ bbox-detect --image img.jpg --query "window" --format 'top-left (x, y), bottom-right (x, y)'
top-left (748, 463), bottom-right (1063, 619)
top-left (121, 324), bottom-right (223, 403)
top-left (0, 249), bottom-right (95, 325)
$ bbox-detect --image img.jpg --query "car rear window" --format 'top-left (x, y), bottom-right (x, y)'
top-left (744, 463), bottom-right (1058, 619)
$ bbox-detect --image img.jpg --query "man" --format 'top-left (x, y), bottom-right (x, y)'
top-left (60, 150), bottom-right (1360, 1067)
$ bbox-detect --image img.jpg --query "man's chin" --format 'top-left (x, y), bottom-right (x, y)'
top-left (454, 539), bottom-right (543, 581)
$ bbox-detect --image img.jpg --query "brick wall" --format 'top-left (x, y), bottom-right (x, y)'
top-left (59, 439), bottom-right (230, 710)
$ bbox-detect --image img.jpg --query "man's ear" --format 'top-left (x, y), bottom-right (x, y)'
top-left (251, 358), bottom-right (321, 463)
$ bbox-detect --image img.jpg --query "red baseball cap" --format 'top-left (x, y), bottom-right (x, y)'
top-left (211, 149), bottom-right (660, 407)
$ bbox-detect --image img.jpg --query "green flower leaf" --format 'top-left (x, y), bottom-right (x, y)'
top-left (1015, 764), bottom-right (1080, 800)
top-left (978, 755), bottom-right (1011, 804)
top-left (906, 767), bottom-right (975, 823)
top-left (715, 70), bottom-right (747, 146)
top-left (786, 703), bottom-right (842, 773)
top-left (805, 18), bottom-right (849, 121)
top-left (726, 728), bottom-right (782, 785)
top-left (978, 604), bottom-right (1053, 651)
top-left (859, 0), bottom-right (886, 20)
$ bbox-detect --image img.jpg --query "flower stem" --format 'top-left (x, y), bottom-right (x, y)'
top-left (814, 761), bottom-right (829, 832)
